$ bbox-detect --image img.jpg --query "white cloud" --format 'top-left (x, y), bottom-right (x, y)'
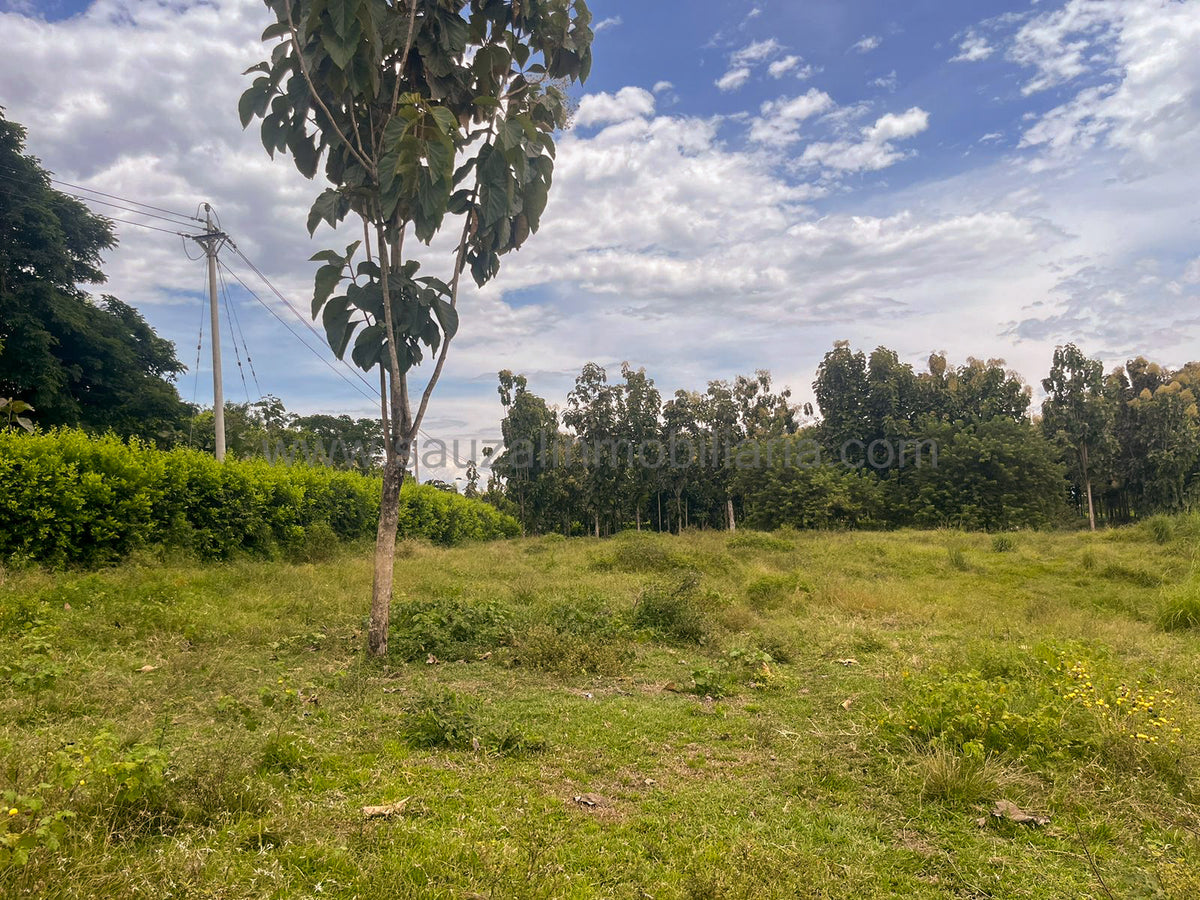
top-left (748, 88), bottom-right (835, 146)
top-left (951, 31), bottom-right (995, 63)
top-left (715, 67), bottom-right (751, 92)
top-left (799, 107), bottom-right (930, 172)
top-left (870, 70), bottom-right (898, 91)
top-left (574, 87), bottom-right (656, 128)
top-left (1010, 0), bottom-right (1200, 173)
top-left (1, 0), bottom-right (1198, 467)
top-left (593, 16), bottom-right (622, 32)
top-left (767, 55), bottom-right (801, 78)
top-left (652, 81), bottom-right (674, 94)
top-left (852, 35), bottom-right (881, 54)
top-left (731, 38), bottom-right (781, 67)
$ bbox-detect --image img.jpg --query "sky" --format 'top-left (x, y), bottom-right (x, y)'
top-left (2, 0), bottom-right (1199, 475)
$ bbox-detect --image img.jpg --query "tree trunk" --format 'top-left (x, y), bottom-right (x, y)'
top-left (594, 513), bottom-right (600, 538)
top-left (636, 506), bottom-right (641, 531)
top-left (726, 498), bottom-right (736, 532)
top-left (368, 454), bottom-right (405, 656)
top-left (1081, 443), bottom-right (1096, 531)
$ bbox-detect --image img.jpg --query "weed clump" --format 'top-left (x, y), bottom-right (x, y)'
top-left (745, 573), bottom-right (802, 609)
top-left (1145, 515), bottom-right (1174, 545)
top-left (991, 534), bottom-right (1016, 553)
top-left (595, 533), bottom-right (694, 573)
top-left (510, 624), bottom-right (630, 676)
top-left (390, 596), bottom-right (511, 662)
top-left (400, 691), bottom-right (479, 750)
top-left (399, 692), bottom-right (545, 756)
top-left (1099, 561), bottom-right (1159, 588)
top-left (1157, 575), bottom-right (1200, 631)
top-left (917, 744), bottom-right (998, 804)
top-left (630, 576), bottom-right (711, 645)
top-left (946, 545), bottom-right (970, 572)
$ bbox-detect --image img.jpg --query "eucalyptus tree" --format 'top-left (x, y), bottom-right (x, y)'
top-left (241, 0), bottom-right (593, 655)
top-left (618, 363), bottom-right (662, 531)
top-left (1042, 344), bottom-right (1110, 530)
top-left (564, 362), bottom-right (620, 536)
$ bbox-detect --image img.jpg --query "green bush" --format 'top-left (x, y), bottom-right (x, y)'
top-left (389, 596), bottom-right (512, 662)
top-left (596, 532), bottom-right (695, 573)
top-left (0, 429), bottom-right (519, 566)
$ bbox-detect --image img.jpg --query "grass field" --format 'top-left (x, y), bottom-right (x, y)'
top-left (3, 520), bottom-right (1200, 898)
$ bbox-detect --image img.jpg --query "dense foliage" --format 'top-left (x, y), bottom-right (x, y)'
top-left (0, 111), bottom-right (190, 441)
top-left (489, 342), bottom-right (1199, 535)
top-left (0, 429), bottom-right (518, 566)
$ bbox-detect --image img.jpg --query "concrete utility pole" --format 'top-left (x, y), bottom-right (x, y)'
top-left (190, 204), bottom-right (228, 461)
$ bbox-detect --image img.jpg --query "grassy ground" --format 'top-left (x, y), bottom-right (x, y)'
top-left (2, 519), bottom-right (1200, 898)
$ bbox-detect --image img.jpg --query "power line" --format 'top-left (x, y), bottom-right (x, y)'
top-left (224, 239), bottom-right (441, 447)
top-left (187, 270), bottom-right (207, 448)
top-left (0, 162), bottom-right (203, 222)
top-left (0, 166), bottom-right (201, 236)
top-left (218, 258), bottom-right (378, 405)
top-left (219, 262), bottom-right (263, 399)
top-left (101, 214), bottom-right (196, 237)
top-left (217, 263), bottom-right (253, 404)
top-left (62, 192), bottom-right (201, 229)
top-left (226, 242), bottom-right (380, 397)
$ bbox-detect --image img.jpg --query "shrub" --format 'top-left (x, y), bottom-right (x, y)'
top-left (0, 428), bottom-right (519, 566)
top-left (400, 692), bottom-right (479, 750)
top-left (630, 576), bottom-right (711, 645)
top-left (1157, 575), bottom-right (1200, 631)
top-left (390, 596), bottom-right (511, 662)
top-left (598, 532), bottom-right (694, 573)
top-left (894, 666), bottom-right (1086, 761)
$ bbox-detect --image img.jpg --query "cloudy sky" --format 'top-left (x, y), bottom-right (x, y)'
top-left (2, 0), bottom-right (1199, 468)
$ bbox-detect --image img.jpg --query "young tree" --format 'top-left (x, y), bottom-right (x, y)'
top-left (241, 0), bottom-right (592, 655)
top-left (1042, 344), bottom-right (1111, 530)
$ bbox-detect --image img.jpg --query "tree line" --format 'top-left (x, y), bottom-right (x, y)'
top-left (5, 106), bottom-right (1197, 536)
top-left (485, 343), bottom-right (1199, 535)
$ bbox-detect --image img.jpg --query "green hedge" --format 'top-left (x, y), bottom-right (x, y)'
top-left (0, 429), bottom-right (518, 566)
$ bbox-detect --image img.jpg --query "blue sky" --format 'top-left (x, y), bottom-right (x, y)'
top-left (2, 0), bottom-right (1199, 473)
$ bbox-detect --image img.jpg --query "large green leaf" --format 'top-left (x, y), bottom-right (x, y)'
top-left (350, 324), bottom-right (385, 371)
top-left (306, 188), bottom-right (347, 235)
top-left (322, 298), bottom-right (356, 359)
top-left (312, 263), bottom-right (344, 317)
top-left (432, 297), bottom-right (459, 341)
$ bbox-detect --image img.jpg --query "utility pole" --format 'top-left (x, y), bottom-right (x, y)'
top-left (190, 204), bottom-right (228, 461)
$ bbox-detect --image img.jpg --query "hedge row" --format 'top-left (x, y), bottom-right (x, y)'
top-left (0, 429), bottom-right (519, 566)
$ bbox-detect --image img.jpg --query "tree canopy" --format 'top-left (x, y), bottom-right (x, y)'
top-left (0, 110), bottom-right (189, 441)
